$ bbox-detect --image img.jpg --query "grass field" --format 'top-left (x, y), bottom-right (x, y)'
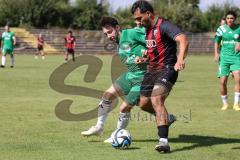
top-left (0, 54), bottom-right (240, 160)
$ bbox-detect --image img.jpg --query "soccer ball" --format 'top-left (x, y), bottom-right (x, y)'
top-left (111, 129), bottom-right (132, 149)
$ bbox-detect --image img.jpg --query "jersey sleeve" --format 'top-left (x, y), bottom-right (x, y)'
top-left (119, 29), bottom-right (146, 65)
top-left (131, 27), bottom-right (146, 45)
top-left (214, 25), bottom-right (225, 43)
top-left (237, 29), bottom-right (240, 42)
top-left (160, 20), bottom-right (183, 40)
top-left (12, 32), bottom-right (15, 39)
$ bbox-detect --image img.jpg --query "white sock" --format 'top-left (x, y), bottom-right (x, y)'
top-left (42, 56), bottom-right (45, 60)
top-left (2, 56), bottom-right (6, 66)
top-left (117, 112), bottom-right (130, 129)
top-left (96, 98), bottom-right (112, 128)
top-left (160, 138), bottom-right (168, 143)
top-left (234, 92), bottom-right (240, 105)
top-left (10, 56), bottom-right (14, 66)
top-left (221, 95), bottom-right (228, 105)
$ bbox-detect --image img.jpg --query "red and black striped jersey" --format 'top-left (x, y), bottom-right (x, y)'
top-left (146, 17), bottom-right (182, 71)
top-left (64, 35), bottom-right (76, 49)
top-left (37, 36), bottom-right (44, 47)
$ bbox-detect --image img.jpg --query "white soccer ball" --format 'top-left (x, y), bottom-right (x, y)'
top-left (111, 129), bottom-right (132, 149)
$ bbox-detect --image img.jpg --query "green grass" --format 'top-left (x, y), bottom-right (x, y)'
top-left (0, 54), bottom-right (240, 160)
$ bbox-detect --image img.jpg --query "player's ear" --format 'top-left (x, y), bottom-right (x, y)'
top-left (115, 25), bottom-right (121, 32)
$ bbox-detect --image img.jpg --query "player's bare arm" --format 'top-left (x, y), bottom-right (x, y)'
top-left (174, 34), bottom-right (189, 71)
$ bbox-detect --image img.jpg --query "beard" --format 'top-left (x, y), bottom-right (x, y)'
top-left (142, 19), bottom-right (152, 29)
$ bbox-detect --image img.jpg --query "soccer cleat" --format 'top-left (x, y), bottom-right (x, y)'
top-left (10, 66), bottom-right (14, 68)
top-left (1, 65), bottom-right (5, 68)
top-left (233, 104), bottom-right (240, 111)
top-left (221, 104), bottom-right (229, 110)
top-left (103, 137), bottom-right (114, 143)
top-left (155, 141), bottom-right (170, 153)
top-left (168, 114), bottom-right (176, 126)
top-left (81, 126), bottom-right (103, 136)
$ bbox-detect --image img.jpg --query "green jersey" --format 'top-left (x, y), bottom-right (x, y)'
top-left (2, 31), bottom-right (15, 50)
top-left (118, 27), bottom-right (147, 74)
top-left (214, 24), bottom-right (240, 56)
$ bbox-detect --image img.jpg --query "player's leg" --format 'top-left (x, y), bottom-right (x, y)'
top-left (104, 101), bottom-right (132, 143)
top-left (151, 67), bottom-right (178, 153)
top-left (40, 48), bottom-right (45, 60)
top-left (139, 96), bottom-right (155, 114)
top-left (81, 73), bottom-right (129, 136)
top-left (232, 70), bottom-right (240, 111)
top-left (64, 49), bottom-right (69, 62)
top-left (218, 61), bottom-right (230, 110)
top-left (71, 49), bottom-right (75, 62)
top-left (81, 84), bottom-right (123, 136)
top-left (35, 48), bottom-right (39, 59)
top-left (139, 96), bottom-right (176, 125)
top-left (231, 60), bottom-right (240, 111)
top-left (10, 51), bottom-right (14, 68)
top-left (1, 49), bottom-right (7, 68)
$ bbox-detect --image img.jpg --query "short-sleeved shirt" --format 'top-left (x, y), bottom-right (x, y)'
top-left (64, 35), bottom-right (76, 49)
top-left (38, 36), bottom-right (44, 47)
top-left (2, 31), bottom-right (15, 50)
top-left (145, 17), bottom-right (182, 71)
top-left (118, 26), bottom-right (147, 74)
top-left (214, 24), bottom-right (240, 56)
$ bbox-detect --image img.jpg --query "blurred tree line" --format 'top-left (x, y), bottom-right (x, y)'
top-left (0, 0), bottom-right (239, 32)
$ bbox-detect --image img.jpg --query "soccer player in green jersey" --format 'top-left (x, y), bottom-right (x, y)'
top-left (214, 11), bottom-right (240, 111)
top-left (1, 25), bottom-right (16, 68)
top-left (81, 17), bottom-right (175, 141)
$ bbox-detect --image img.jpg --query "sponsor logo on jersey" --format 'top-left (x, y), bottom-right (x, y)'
top-left (154, 29), bottom-right (158, 36)
top-left (234, 34), bottom-right (239, 39)
top-left (146, 40), bottom-right (156, 48)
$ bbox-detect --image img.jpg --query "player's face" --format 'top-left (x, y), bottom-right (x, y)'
top-left (102, 25), bottom-right (118, 42)
top-left (5, 26), bottom-right (9, 32)
top-left (133, 9), bottom-right (152, 29)
top-left (226, 14), bottom-right (236, 27)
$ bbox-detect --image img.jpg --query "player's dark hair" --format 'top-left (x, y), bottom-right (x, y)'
top-left (131, 0), bottom-right (154, 14)
top-left (68, 30), bottom-right (72, 34)
top-left (226, 11), bottom-right (237, 18)
top-left (221, 17), bottom-right (226, 21)
top-left (100, 16), bottom-right (119, 28)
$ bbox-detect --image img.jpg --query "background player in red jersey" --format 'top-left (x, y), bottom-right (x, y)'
top-left (131, 0), bottom-right (189, 153)
top-left (64, 30), bottom-right (76, 62)
top-left (35, 33), bottom-right (45, 60)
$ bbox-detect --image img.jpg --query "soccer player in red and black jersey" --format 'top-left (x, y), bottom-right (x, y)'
top-left (64, 30), bottom-right (76, 62)
top-left (35, 33), bottom-right (45, 59)
top-left (131, 0), bottom-right (189, 153)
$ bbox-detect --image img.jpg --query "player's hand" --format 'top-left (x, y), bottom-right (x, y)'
top-left (214, 54), bottom-right (219, 62)
top-left (174, 58), bottom-right (185, 71)
top-left (135, 56), bottom-right (142, 64)
top-left (140, 50), bottom-right (149, 63)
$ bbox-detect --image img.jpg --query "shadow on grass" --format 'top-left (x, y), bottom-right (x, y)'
top-left (88, 140), bottom-right (141, 150)
top-left (135, 134), bottom-right (240, 152)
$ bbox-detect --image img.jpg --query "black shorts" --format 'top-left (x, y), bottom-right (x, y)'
top-left (140, 65), bottom-right (178, 97)
top-left (66, 48), bottom-right (75, 54)
top-left (38, 46), bottom-right (43, 51)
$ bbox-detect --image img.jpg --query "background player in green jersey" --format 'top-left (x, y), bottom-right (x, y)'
top-left (214, 11), bottom-right (240, 111)
top-left (1, 25), bottom-right (16, 68)
top-left (81, 17), bottom-right (175, 142)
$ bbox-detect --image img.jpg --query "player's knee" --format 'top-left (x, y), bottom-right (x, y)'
top-left (120, 105), bottom-right (132, 112)
top-left (150, 96), bottom-right (165, 107)
top-left (220, 79), bottom-right (227, 86)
